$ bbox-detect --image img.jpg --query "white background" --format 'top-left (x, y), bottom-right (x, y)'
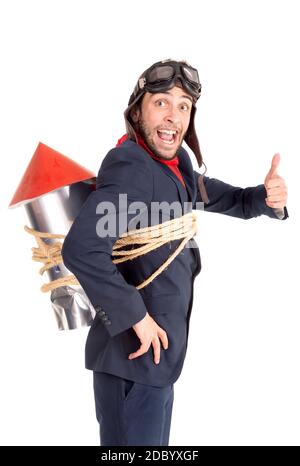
top-left (0, 0), bottom-right (299, 446)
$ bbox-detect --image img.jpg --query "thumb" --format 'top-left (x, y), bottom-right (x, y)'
top-left (268, 153), bottom-right (281, 179)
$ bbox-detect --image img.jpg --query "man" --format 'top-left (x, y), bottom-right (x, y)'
top-left (61, 59), bottom-right (288, 446)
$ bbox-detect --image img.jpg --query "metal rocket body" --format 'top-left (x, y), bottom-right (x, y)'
top-left (9, 142), bottom-right (97, 330)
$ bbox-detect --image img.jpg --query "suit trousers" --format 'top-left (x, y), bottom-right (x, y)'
top-left (93, 371), bottom-right (174, 446)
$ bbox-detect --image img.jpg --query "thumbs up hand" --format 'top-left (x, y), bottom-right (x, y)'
top-left (264, 154), bottom-right (288, 209)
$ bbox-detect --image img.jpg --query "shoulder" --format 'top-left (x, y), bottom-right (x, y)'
top-left (100, 140), bottom-right (152, 172)
top-left (96, 140), bottom-right (153, 201)
top-left (178, 145), bottom-right (193, 164)
top-left (178, 145), bottom-right (195, 176)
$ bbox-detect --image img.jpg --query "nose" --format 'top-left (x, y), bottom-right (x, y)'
top-left (163, 104), bottom-right (180, 125)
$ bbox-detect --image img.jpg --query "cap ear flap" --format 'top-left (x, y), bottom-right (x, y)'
top-left (184, 106), bottom-right (202, 167)
top-left (184, 106), bottom-right (210, 204)
top-left (124, 94), bottom-right (143, 143)
top-left (124, 111), bottom-right (137, 142)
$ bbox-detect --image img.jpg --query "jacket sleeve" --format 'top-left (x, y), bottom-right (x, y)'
top-left (194, 170), bottom-right (288, 220)
top-left (61, 146), bottom-right (153, 338)
top-left (193, 171), bottom-right (289, 220)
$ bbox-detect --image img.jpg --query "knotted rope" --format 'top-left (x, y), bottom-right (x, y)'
top-left (24, 225), bottom-right (79, 292)
top-left (24, 211), bottom-right (198, 292)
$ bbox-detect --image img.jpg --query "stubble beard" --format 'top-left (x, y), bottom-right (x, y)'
top-left (137, 117), bottom-right (184, 161)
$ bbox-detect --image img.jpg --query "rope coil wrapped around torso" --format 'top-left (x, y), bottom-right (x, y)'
top-left (25, 211), bottom-right (198, 292)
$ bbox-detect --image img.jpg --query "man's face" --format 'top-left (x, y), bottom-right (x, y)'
top-left (132, 86), bottom-right (193, 160)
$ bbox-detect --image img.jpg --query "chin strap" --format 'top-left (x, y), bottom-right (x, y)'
top-left (197, 161), bottom-right (210, 204)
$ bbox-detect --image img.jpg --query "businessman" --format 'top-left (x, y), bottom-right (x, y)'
top-left (62, 59), bottom-right (288, 446)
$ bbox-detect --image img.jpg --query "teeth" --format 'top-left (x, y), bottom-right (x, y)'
top-left (158, 129), bottom-right (176, 135)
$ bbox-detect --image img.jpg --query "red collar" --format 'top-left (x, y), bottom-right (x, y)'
top-left (116, 133), bottom-right (186, 188)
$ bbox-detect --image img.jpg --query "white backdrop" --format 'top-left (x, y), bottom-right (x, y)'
top-left (0, 0), bottom-right (299, 446)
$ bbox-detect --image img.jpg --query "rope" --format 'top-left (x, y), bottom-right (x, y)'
top-left (24, 225), bottom-right (80, 293)
top-left (24, 211), bottom-right (197, 292)
top-left (111, 211), bottom-right (197, 290)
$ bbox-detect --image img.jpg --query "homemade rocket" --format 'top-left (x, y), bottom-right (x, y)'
top-left (9, 142), bottom-right (96, 330)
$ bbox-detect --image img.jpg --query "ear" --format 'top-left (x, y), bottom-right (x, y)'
top-left (131, 106), bottom-right (140, 123)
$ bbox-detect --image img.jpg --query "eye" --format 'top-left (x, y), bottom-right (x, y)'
top-left (181, 103), bottom-right (190, 111)
top-left (155, 99), bottom-right (166, 107)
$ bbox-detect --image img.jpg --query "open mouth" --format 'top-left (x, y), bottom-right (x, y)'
top-left (157, 129), bottom-right (178, 145)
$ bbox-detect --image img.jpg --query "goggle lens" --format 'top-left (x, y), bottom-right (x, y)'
top-left (182, 66), bottom-right (199, 86)
top-left (147, 65), bottom-right (174, 84)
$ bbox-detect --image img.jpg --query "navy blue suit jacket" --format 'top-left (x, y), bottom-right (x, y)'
top-left (61, 140), bottom-right (288, 387)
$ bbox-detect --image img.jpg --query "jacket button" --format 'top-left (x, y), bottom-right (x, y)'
top-left (102, 315), bottom-right (109, 321)
top-left (98, 310), bottom-right (106, 317)
top-left (94, 305), bottom-right (102, 312)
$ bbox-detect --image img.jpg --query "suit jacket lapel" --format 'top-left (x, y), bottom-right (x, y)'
top-left (157, 162), bottom-right (187, 206)
top-left (178, 159), bottom-right (194, 208)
